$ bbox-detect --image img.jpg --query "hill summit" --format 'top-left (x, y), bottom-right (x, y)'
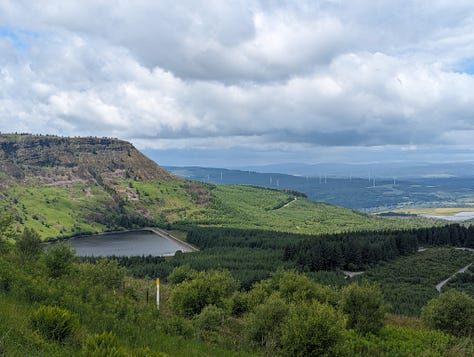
top-left (0, 133), bottom-right (173, 183)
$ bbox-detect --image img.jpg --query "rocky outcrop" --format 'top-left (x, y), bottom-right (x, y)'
top-left (0, 134), bottom-right (175, 184)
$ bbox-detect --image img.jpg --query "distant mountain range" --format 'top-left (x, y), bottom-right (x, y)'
top-left (234, 162), bottom-right (474, 179)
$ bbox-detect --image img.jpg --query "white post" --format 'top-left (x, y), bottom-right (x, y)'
top-left (156, 278), bottom-right (160, 309)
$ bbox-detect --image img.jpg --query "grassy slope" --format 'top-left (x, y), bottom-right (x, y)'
top-left (1, 183), bottom-right (112, 237)
top-left (196, 185), bottom-right (431, 234)
top-left (1, 178), bottom-right (430, 239)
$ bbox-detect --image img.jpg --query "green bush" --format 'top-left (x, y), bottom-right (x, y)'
top-left (158, 315), bottom-right (194, 338)
top-left (169, 269), bottom-right (238, 317)
top-left (244, 294), bottom-right (288, 349)
top-left (80, 258), bottom-right (125, 289)
top-left (16, 228), bottom-right (42, 261)
top-left (228, 291), bottom-right (249, 317)
top-left (44, 242), bottom-right (76, 278)
top-left (421, 289), bottom-right (474, 337)
top-left (280, 300), bottom-right (346, 357)
top-left (193, 305), bottom-right (227, 342)
top-left (167, 265), bottom-right (197, 285)
top-left (30, 305), bottom-right (78, 341)
top-left (341, 281), bottom-right (389, 335)
top-left (82, 331), bottom-right (127, 356)
top-left (271, 270), bottom-right (339, 306)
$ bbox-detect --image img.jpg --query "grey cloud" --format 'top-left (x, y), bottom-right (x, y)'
top-left (1, 1), bottom-right (474, 164)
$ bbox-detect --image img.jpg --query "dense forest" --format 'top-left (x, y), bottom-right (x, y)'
top-left (283, 224), bottom-right (474, 272)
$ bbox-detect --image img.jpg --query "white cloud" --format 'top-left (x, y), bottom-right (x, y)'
top-left (1, 1), bottom-right (474, 164)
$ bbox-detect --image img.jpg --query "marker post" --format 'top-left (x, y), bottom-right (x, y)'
top-left (156, 278), bottom-right (160, 309)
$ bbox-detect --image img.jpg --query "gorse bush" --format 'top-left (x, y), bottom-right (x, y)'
top-left (44, 242), bottom-right (76, 278)
top-left (421, 289), bottom-right (474, 337)
top-left (16, 227), bottom-right (42, 261)
top-left (82, 331), bottom-right (127, 357)
top-left (169, 269), bottom-right (238, 317)
top-left (30, 305), bottom-right (78, 341)
top-left (244, 294), bottom-right (288, 349)
top-left (280, 300), bottom-right (346, 357)
top-left (341, 281), bottom-right (390, 335)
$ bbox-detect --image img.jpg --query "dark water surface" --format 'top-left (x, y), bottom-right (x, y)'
top-left (66, 230), bottom-right (184, 257)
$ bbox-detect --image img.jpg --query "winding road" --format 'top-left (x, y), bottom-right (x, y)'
top-left (435, 247), bottom-right (474, 292)
top-left (281, 197), bottom-right (297, 209)
top-left (436, 263), bottom-right (472, 292)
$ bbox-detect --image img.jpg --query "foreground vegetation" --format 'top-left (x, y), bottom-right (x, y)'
top-left (2, 216), bottom-right (474, 356)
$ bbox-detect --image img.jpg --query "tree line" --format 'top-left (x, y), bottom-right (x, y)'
top-left (184, 224), bottom-right (474, 273)
top-left (283, 224), bottom-right (474, 271)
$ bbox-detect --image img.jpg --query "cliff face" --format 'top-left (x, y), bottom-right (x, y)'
top-left (0, 134), bottom-right (175, 183)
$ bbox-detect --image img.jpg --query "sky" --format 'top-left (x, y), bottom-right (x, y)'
top-left (1, 1), bottom-right (474, 168)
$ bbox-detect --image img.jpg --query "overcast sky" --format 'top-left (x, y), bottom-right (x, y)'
top-left (1, 1), bottom-right (474, 167)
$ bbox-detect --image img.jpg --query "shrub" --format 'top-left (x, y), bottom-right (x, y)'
top-left (30, 305), bottom-right (78, 341)
top-left (44, 243), bottom-right (76, 278)
top-left (271, 270), bottom-right (339, 306)
top-left (341, 281), bottom-right (390, 335)
top-left (421, 289), bottom-right (474, 337)
top-left (228, 291), bottom-right (249, 317)
top-left (16, 228), bottom-right (42, 261)
top-left (80, 258), bottom-right (125, 289)
top-left (244, 294), bottom-right (288, 349)
top-left (193, 305), bottom-right (227, 342)
top-left (167, 265), bottom-right (197, 285)
top-left (169, 269), bottom-right (238, 317)
top-left (158, 315), bottom-right (193, 338)
top-left (82, 331), bottom-right (127, 356)
top-left (280, 300), bottom-right (346, 357)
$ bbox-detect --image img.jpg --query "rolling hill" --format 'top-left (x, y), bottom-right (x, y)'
top-left (0, 134), bottom-right (422, 239)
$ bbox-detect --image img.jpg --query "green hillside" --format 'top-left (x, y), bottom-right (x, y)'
top-left (1, 135), bottom-right (473, 355)
top-left (199, 185), bottom-right (414, 234)
top-left (0, 134), bottom-right (426, 239)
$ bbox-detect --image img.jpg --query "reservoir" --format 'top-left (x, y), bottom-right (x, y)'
top-left (61, 229), bottom-right (194, 257)
top-left (422, 211), bottom-right (474, 222)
